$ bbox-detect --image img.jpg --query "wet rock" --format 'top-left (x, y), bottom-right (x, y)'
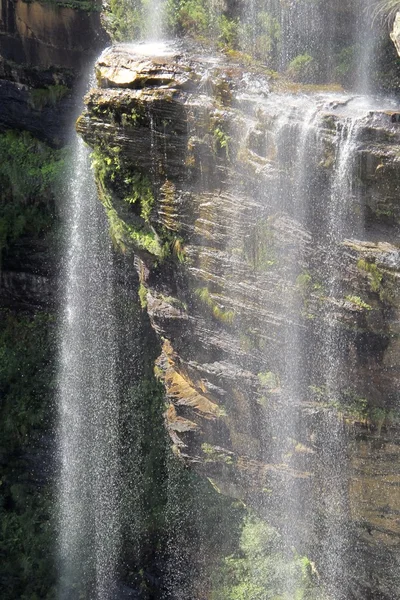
top-left (391, 12), bottom-right (400, 57)
top-left (79, 43), bottom-right (400, 598)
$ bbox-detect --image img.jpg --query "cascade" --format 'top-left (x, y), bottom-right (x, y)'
top-left (55, 1), bottom-right (400, 599)
top-left (58, 134), bottom-right (119, 597)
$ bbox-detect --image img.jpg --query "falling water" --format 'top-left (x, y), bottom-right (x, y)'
top-left (54, 1), bottom-right (399, 597)
top-left (58, 135), bottom-right (119, 599)
top-left (144, 0), bottom-right (165, 40)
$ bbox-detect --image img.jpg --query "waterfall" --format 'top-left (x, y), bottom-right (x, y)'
top-left (58, 135), bottom-right (119, 599)
top-left (144, 0), bottom-right (165, 41)
top-left (53, 1), bottom-right (399, 598)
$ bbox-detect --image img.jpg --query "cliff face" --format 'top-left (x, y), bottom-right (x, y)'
top-left (78, 43), bottom-right (400, 599)
top-left (0, 0), bottom-right (108, 145)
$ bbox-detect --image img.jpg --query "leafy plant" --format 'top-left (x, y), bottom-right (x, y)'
top-left (211, 515), bottom-right (318, 600)
top-left (287, 53), bottom-right (318, 83)
top-left (0, 130), bottom-right (66, 266)
top-left (345, 295), bottom-right (372, 310)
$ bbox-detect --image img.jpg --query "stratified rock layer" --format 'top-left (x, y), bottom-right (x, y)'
top-left (78, 43), bottom-right (400, 600)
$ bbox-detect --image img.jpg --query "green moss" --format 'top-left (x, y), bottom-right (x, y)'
top-left (0, 130), bottom-right (66, 265)
top-left (138, 283), bottom-right (148, 308)
top-left (195, 287), bottom-right (236, 324)
top-left (357, 258), bottom-right (383, 293)
top-left (258, 371), bottom-right (280, 390)
top-left (345, 295), bottom-right (372, 310)
top-left (124, 173), bottom-right (154, 223)
top-left (29, 85), bottom-right (69, 110)
top-left (105, 198), bottom-right (163, 256)
top-left (91, 147), bottom-right (163, 257)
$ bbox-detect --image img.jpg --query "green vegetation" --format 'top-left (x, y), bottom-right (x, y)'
top-left (345, 295), bottom-right (372, 310)
top-left (371, 0), bottom-right (400, 23)
top-left (91, 147), bottom-right (163, 257)
top-left (0, 130), bottom-right (66, 267)
top-left (356, 258), bottom-right (397, 306)
top-left (138, 282), bottom-right (148, 308)
top-left (211, 515), bottom-right (319, 600)
top-left (214, 125), bottom-right (231, 159)
top-left (287, 54), bottom-right (318, 83)
top-left (29, 85), bottom-right (69, 110)
top-left (258, 370), bottom-right (280, 390)
top-left (202, 443), bottom-right (234, 465)
top-left (309, 385), bottom-right (400, 432)
top-left (297, 271), bottom-right (323, 292)
top-left (106, 0), bottom-right (144, 41)
top-left (357, 258), bottom-right (383, 293)
top-left (0, 310), bottom-right (56, 599)
top-left (334, 45), bottom-right (358, 86)
top-left (195, 286), bottom-right (236, 324)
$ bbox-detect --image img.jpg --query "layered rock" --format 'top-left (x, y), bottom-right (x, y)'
top-left (78, 43), bottom-right (400, 599)
top-left (0, 0), bottom-right (108, 144)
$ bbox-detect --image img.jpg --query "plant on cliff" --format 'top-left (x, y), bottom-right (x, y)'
top-left (287, 53), bottom-right (318, 83)
top-left (0, 310), bottom-right (56, 599)
top-left (107, 0), bottom-right (144, 40)
top-left (211, 515), bottom-right (319, 600)
top-left (0, 130), bottom-right (65, 265)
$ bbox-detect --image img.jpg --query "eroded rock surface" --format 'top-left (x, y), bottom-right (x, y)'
top-left (78, 43), bottom-right (400, 599)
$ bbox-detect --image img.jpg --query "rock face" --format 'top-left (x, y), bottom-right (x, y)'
top-left (391, 12), bottom-right (400, 57)
top-left (78, 43), bottom-right (400, 599)
top-left (0, 0), bottom-right (107, 70)
top-left (0, 0), bottom-right (108, 144)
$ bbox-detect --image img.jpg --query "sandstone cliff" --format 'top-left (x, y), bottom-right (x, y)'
top-left (78, 43), bottom-right (400, 599)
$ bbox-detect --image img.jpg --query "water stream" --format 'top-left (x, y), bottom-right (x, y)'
top-left (58, 136), bottom-right (119, 599)
top-left (56, 1), bottom-right (399, 598)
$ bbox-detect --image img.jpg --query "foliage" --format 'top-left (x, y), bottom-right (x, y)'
top-left (357, 258), bottom-right (383, 293)
top-left (0, 130), bottom-right (66, 263)
top-left (138, 282), bottom-right (148, 308)
top-left (123, 172), bottom-right (154, 223)
top-left (91, 147), bottom-right (163, 256)
top-left (218, 15), bottom-right (239, 49)
top-left (345, 295), bottom-right (372, 310)
top-left (334, 45), bottom-right (358, 86)
top-left (371, 0), bottom-right (400, 24)
top-left (211, 515), bottom-right (318, 600)
top-left (0, 310), bottom-right (56, 599)
top-left (29, 85), bottom-right (69, 110)
top-left (240, 11), bottom-right (281, 64)
top-left (195, 286), bottom-right (236, 324)
top-left (214, 125), bottom-right (231, 158)
top-left (287, 53), bottom-right (318, 83)
top-left (258, 371), bottom-right (280, 390)
top-left (171, 0), bottom-right (211, 36)
top-left (106, 0), bottom-right (144, 41)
